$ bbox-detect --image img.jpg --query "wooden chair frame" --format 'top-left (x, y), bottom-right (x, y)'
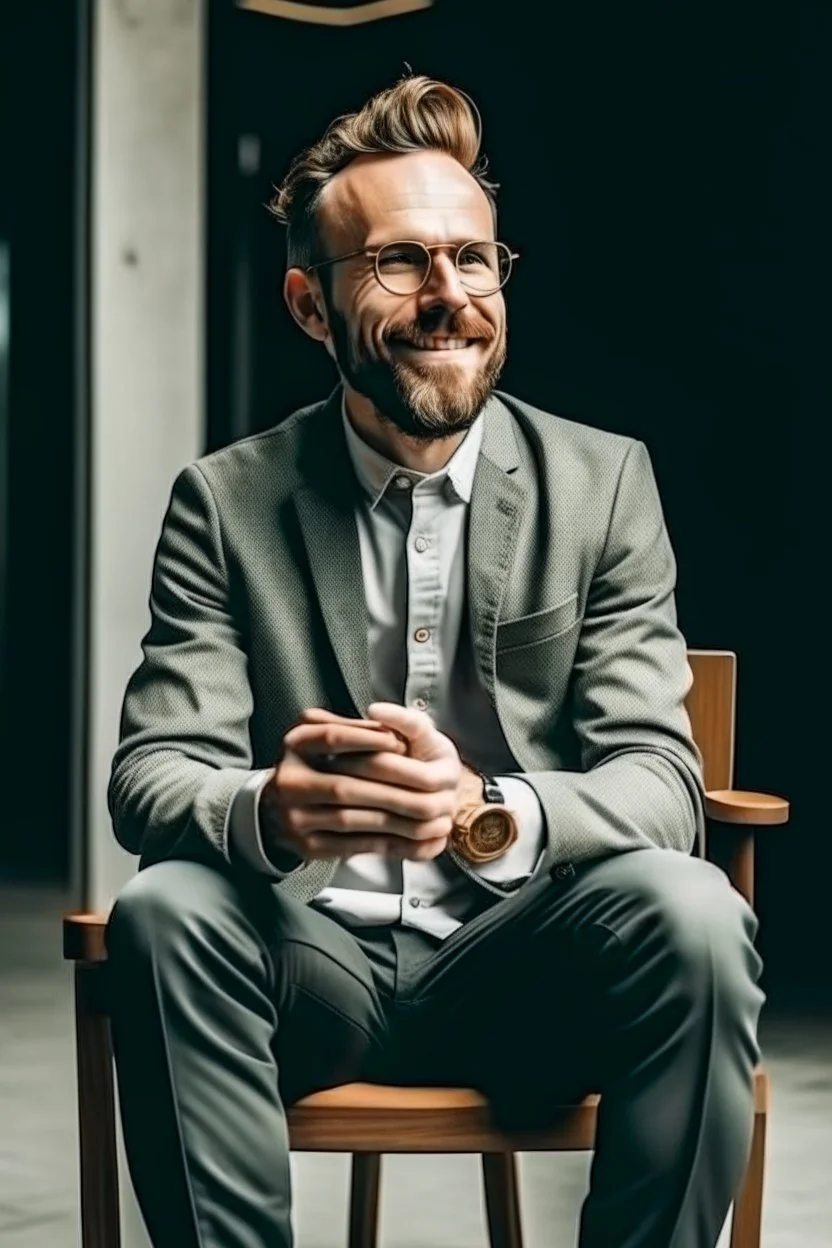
top-left (63, 650), bottom-right (788, 1248)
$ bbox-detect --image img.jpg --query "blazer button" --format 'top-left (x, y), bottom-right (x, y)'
top-left (553, 863), bottom-right (575, 881)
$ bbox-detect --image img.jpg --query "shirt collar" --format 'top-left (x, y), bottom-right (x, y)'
top-left (341, 393), bottom-right (484, 510)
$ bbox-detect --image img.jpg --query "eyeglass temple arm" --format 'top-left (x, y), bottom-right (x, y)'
top-left (305, 248), bottom-right (368, 274)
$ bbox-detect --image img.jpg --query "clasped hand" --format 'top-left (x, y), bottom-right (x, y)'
top-left (262, 703), bottom-right (465, 862)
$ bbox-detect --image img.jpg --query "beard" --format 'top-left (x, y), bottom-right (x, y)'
top-left (324, 302), bottom-right (507, 442)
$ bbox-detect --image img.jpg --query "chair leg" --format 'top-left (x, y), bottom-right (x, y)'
top-left (481, 1152), bottom-right (524, 1248)
top-left (348, 1152), bottom-right (381, 1248)
top-left (74, 965), bottom-right (121, 1248)
top-left (730, 1082), bottom-right (769, 1248)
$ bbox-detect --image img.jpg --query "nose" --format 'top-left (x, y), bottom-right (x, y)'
top-left (418, 250), bottom-right (470, 316)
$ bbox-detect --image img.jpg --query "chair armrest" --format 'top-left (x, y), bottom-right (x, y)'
top-left (705, 790), bottom-right (789, 826)
top-left (63, 912), bottom-right (110, 963)
top-left (704, 791), bottom-right (789, 907)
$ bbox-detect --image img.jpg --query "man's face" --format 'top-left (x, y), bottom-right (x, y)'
top-left (312, 150), bottom-right (507, 442)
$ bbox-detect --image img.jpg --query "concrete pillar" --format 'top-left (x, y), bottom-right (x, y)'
top-left (87, 0), bottom-right (205, 1241)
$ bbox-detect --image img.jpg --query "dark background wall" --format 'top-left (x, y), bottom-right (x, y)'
top-left (0, 2), bottom-right (78, 883)
top-left (0, 0), bottom-right (821, 1008)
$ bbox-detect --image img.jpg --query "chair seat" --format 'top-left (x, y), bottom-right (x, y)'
top-left (289, 1081), bottom-right (601, 1153)
top-left (288, 1069), bottom-right (769, 1155)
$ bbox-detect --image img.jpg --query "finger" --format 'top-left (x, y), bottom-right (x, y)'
top-left (366, 702), bottom-right (450, 763)
top-left (293, 805), bottom-right (452, 842)
top-left (299, 708), bottom-right (394, 730)
top-left (284, 723), bottom-right (408, 758)
top-left (333, 750), bottom-right (453, 792)
top-left (295, 766), bottom-right (452, 821)
top-left (279, 753), bottom-right (451, 818)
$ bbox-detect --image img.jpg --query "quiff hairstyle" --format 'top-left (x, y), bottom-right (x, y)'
top-left (270, 73), bottom-right (499, 271)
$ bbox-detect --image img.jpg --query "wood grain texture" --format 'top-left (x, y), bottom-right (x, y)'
top-left (686, 650), bottom-right (736, 792)
top-left (288, 1082), bottom-right (602, 1152)
top-left (730, 1069), bottom-right (771, 1248)
top-left (286, 1070), bottom-right (769, 1154)
top-left (706, 790), bottom-right (790, 825)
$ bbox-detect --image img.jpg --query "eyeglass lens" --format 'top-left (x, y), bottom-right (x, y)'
top-left (375, 242), bottom-right (511, 295)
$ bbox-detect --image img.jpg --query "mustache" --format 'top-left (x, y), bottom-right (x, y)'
top-left (385, 314), bottom-right (496, 343)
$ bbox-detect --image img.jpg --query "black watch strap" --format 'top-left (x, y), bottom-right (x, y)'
top-left (482, 774), bottom-right (505, 804)
top-left (458, 751), bottom-right (506, 806)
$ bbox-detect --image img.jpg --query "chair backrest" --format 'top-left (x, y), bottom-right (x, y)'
top-left (685, 650), bottom-right (736, 792)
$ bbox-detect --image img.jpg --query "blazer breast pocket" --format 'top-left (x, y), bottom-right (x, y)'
top-left (495, 593), bottom-right (582, 708)
top-left (495, 592), bottom-right (580, 655)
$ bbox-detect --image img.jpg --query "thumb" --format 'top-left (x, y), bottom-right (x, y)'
top-left (366, 702), bottom-right (452, 763)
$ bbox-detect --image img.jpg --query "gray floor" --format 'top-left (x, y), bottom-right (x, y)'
top-left (1, 885), bottom-right (830, 1248)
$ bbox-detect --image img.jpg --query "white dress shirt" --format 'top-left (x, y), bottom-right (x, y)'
top-left (230, 398), bottom-right (546, 938)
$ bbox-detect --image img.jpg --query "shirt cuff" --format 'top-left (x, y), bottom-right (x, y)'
top-left (228, 768), bottom-right (285, 878)
top-left (467, 774), bottom-right (547, 884)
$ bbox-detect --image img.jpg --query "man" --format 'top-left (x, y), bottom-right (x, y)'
top-left (106, 74), bottom-right (764, 1247)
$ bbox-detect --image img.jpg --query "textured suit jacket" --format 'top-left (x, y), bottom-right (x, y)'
top-left (109, 387), bottom-right (705, 904)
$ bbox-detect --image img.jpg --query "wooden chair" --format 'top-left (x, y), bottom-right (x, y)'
top-left (63, 650), bottom-right (788, 1248)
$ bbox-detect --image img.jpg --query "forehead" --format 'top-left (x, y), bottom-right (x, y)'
top-left (319, 150), bottom-right (495, 251)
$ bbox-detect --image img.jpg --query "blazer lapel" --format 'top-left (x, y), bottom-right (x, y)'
top-left (466, 395), bottom-right (527, 703)
top-left (292, 390), bottom-right (375, 719)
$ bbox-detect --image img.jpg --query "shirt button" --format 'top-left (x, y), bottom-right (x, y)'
top-left (394, 475), bottom-right (412, 490)
top-left (414, 536), bottom-right (429, 553)
top-left (414, 627), bottom-right (431, 643)
top-left (413, 697), bottom-right (428, 711)
top-left (409, 897), bottom-right (422, 908)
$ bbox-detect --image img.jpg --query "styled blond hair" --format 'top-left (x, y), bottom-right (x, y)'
top-left (270, 73), bottom-right (499, 270)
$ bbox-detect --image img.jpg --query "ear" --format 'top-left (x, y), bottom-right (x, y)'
top-left (284, 268), bottom-right (330, 343)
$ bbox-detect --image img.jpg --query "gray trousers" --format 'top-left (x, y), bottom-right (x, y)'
top-left (105, 849), bottom-right (763, 1248)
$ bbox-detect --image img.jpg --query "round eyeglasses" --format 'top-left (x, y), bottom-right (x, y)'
top-left (305, 240), bottom-right (519, 297)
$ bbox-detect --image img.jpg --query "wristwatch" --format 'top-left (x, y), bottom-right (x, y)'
top-left (450, 772), bottom-right (519, 864)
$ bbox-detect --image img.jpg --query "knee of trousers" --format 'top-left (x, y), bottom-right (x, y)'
top-left (106, 859), bottom-right (265, 973)
top-left (599, 851), bottom-right (764, 1015)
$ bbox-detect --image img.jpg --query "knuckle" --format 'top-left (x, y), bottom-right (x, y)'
top-left (419, 794), bottom-right (446, 822)
top-left (279, 806), bottom-right (298, 832)
top-left (409, 794), bottom-right (435, 822)
top-left (283, 807), bottom-right (306, 834)
top-left (329, 778), bottom-right (351, 806)
top-left (432, 792), bottom-right (452, 819)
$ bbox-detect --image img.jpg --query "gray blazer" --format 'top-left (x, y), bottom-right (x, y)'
top-left (109, 387), bottom-right (705, 904)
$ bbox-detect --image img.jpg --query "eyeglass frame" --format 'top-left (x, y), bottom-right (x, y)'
top-left (304, 239), bottom-right (520, 296)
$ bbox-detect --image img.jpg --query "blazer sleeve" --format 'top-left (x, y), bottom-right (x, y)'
top-left (521, 439), bottom-right (706, 868)
top-left (108, 463), bottom-right (284, 872)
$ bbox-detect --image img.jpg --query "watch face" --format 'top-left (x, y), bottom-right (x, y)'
top-left (474, 810), bottom-right (513, 854)
top-left (451, 804), bottom-right (518, 863)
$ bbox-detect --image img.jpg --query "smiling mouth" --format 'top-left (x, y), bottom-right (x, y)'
top-left (390, 335), bottom-right (480, 353)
